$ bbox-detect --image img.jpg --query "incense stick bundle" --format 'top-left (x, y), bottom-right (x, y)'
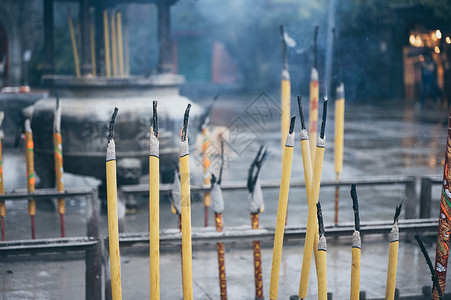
top-left (298, 97), bottom-right (328, 299)
top-left (53, 96), bottom-right (66, 237)
top-left (316, 202), bottom-right (327, 300)
top-left (350, 184), bottom-right (361, 300)
top-left (280, 25), bottom-right (291, 151)
top-left (297, 96), bottom-right (317, 299)
top-left (0, 112), bottom-right (5, 241)
top-left (106, 108), bottom-right (122, 300)
top-left (269, 116), bottom-right (295, 300)
top-left (385, 202), bottom-right (402, 299)
top-left (247, 146), bottom-right (269, 300)
top-left (434, 109), bottom-right (451, 298)
top-left (67, 11), bottom-right (80, 78)
top-left (24, 119), bottom-right (36, 239)
top-left (149, 101), bottom-right (160, 300)
top-left (180, 104), bottom-right (193, 300)
top-left (309, 26), bottom-right (319, 162)
top-left (211, 141), bottom-right (227, 300)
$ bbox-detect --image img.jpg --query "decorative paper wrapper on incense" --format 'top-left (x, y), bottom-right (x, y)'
top-left (202, 127), bottom-right (212, 208)
top-left (251, 213), bottom-right (264, 299)
top-left (215, 213), bottom-right (227, 299)
top-left (434, 108), bottom-right (451, 298)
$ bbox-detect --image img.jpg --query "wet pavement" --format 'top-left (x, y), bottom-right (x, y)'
top-left (0, 96), bottom-right (450, 299)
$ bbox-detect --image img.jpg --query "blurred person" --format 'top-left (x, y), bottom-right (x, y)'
top-left (420, 52), bottom-right (442, 108)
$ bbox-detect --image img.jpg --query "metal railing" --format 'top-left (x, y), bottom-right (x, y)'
top-left (0, 187), bottom-right (101, 300)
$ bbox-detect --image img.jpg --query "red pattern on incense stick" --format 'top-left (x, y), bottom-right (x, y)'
top-left (251, 213), bottom-right (263, 299)
top-left (434, 108), bottom-right (451, 298)
top-left (215, 213), bottom-right (227, 299)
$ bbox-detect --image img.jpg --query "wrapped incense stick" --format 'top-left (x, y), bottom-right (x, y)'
top-left (434, 108), bottom-right (451, 298)
top-left (247, 145), bottom-right (269, 300)
top-left (24, 119), bottom-right (36, 239)
top-left (53, 95), bottom-right (66, 237)
top-left (211, 141), bottom-right (227, 300)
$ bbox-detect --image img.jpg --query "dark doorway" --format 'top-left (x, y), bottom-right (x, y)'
top-left (0, 21), bottom-right (8, 86)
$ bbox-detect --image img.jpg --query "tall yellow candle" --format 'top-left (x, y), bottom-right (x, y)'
top-left (269, 116), bottom-right (295, 300)
top-left (149, 101), bottom-right (160, 300)
top-left (106, 108), bottom-right (122, 300)
top-left (180, 104), bottom-right (193, 300)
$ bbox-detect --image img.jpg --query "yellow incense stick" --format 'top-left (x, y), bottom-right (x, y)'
top-left (308, 68), bottom-right (319, 162)
top-left (111, 12), bottom-right (118, 76)
top-left (106, 108), bottom-right (122, 300)
top-left (103, 10), bottom-right (111, 77)
top-left (180, 104), bottom-right (193, 300)
top-left (280, 26), bottom-right (291, 153)
top-left (90, 20), bottom-right (96, 76)
top-left (281, 76), bottom-right (290, 150)
top-left (149, 101), bottom-right (160, 300)
top-left (350, 184), bottom-right (361, 300)
top-left (334, 83), bottom-right (345, 177)
top-left (316, 202), bottom-right (327, 300)
top-left (334, 82), bottom-right (345, 224)
top-left (68, 12), bottom-right (81, 78)
top-left (269, 116), bottom-right (295, 300)
top-left (116, 11), bottom-right (124, 77)
top-left (385, 203), bottom-right (402, 299)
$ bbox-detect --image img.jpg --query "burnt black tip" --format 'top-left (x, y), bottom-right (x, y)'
top-left (152, 100), bottom-right (158, 138)
top-left (181, 104), bottom-right (191, 142)
top-left (394, 200), bottom-right (403, 224)
top-left (350, 184), bottom-right (360, 231)
top-left (316, 202), bottom-right (325, 236)
top-left (350, 184), bottom-right (358, 210)
top-left (55, 92), bottom-right (60, 110)
top-left (289, 116), bottom-right (296, 134)
top-left (213, 94), bottom-right (220, 101)
top-left (297, 96), bottom-right (306, 130)
top-left (320, 98), bottom-right (328, 139)
top-left (107, 107), bottom-right (119, 142)
top-left (280, 25), bottom-right (284, 36)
